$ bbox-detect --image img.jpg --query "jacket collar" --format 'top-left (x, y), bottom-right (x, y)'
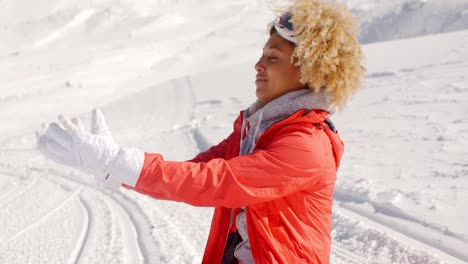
top-left (239, 89), bottom-right (332, 155)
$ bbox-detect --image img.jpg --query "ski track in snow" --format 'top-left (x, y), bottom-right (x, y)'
top-left (66, 194), bottom-right (90, 264)
top-left (331, 243), bottom-right (365, 264)
top-left (0, 174), bottom-right (39, 208)
top-left (43, 168), bottom-right (157, 264)
top-left (334, 186), bottom-right (468, 262)
top-left (36, 164), bottom-right (203, 264)
top-left (0, 172), bottom-right (84, 263)
top-left (0, 163), bottom-right (160, 264)
top-left (4, 188), bottom-right (80, 243)
top-left (0, 171), bottom-right (71, 243)
top-left (332, 203), bottom-right (466, 264)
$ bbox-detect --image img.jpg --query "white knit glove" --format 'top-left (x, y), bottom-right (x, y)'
top-left (36, 108), bottom-right (144, 189)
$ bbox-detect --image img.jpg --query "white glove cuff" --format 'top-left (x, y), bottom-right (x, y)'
top-left (103, 148), bottom-right (145, 189)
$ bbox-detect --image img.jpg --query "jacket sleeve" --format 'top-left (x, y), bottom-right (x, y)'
top-left (188, 135), bottom-right (231, 163)
top-left (128, 127), bottom-right (335, 208)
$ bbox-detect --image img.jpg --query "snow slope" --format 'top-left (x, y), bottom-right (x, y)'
top-left (0, 0), bottom-right (467, 263)
top-left (340, 0), bottom-right (468, 43)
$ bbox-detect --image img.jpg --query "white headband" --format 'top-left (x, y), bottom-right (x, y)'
top-left (267, 15), bottom-right (297, 43)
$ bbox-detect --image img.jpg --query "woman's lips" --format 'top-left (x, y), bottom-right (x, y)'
top-left (256, 76), bottom-right (267, 83)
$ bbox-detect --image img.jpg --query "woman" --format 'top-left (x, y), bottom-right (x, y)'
top-left (36, 0), bottom-right (364, 263)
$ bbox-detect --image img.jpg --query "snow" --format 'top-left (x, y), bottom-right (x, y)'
top-left (339, 0), bottom-right (468, 44)
top-left (0, 0), bottom-right (467, 263)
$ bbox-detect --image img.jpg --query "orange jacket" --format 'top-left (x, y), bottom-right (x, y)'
top-left (129, 109), bottom-right (344, 263)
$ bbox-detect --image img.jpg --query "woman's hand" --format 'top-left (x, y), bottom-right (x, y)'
top-left (36, 108), bottom-right (143, 189)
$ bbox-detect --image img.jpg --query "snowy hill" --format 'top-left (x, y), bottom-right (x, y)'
top-left (341, 0), bottom-right (468, 43)
top-left (0, 0), bottom-right (467, 263)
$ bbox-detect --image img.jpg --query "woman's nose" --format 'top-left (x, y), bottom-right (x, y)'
top-left (255, 58), bottom-right (265, 72)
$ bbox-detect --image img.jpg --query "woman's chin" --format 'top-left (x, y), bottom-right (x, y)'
top-left (255, 91), bottom-right (270, 104)
top-left (255, 88), bottom-right (263, 99)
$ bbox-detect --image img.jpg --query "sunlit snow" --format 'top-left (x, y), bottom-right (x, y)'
top-left (0, 0), bottom-right (467, 263)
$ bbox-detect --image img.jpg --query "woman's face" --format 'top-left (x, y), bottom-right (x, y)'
top-left (255, 32), bottom-right (304, 104)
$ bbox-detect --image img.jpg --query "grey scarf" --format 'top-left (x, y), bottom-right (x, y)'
top-left (239, 88), bottom-right (332, 155)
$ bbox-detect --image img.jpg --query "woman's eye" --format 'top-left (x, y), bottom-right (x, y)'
top-left (258, 54), bottom-right (278, 62)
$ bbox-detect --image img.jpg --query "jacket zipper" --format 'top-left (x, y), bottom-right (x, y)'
top-left (221, 208), bottom-right (236, 258)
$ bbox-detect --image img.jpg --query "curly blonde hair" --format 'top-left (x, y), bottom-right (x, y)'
top-left (284, 0), bottom-right (365, 110)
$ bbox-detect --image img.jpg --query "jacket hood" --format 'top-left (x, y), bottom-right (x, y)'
top-left (240, 89), bottom-right (332, 155)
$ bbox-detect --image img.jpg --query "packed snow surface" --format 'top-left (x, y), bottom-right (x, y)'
top-left (0, 0), bottom-right (467, 263)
